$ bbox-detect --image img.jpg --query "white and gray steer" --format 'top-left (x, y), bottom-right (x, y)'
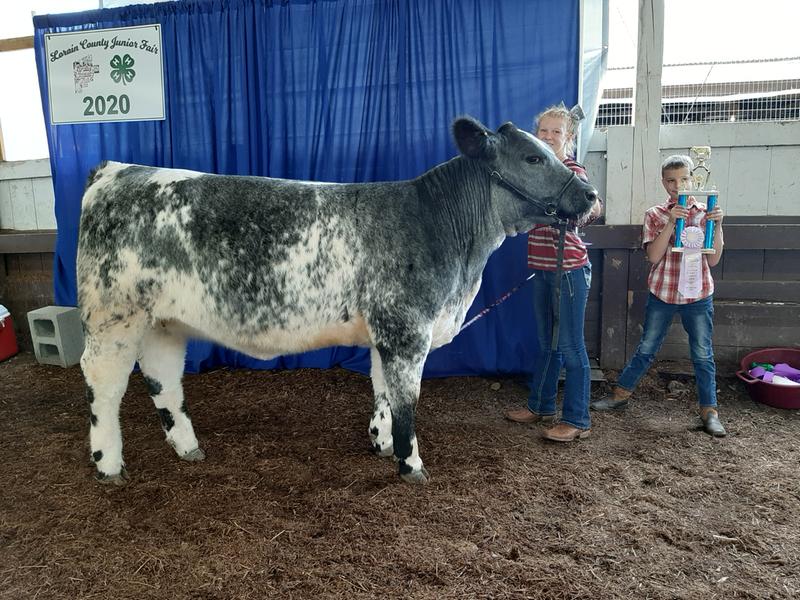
top-left (77, 116), bottom-right (597, 485)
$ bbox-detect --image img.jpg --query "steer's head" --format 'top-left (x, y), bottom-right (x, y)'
top-left (453, 116), bottom-right (597, 234)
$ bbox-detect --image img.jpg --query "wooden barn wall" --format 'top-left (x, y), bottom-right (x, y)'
top-left (588, 223), bottom-right (800, 371)
top-left (0, 160), bottom-right (55, 230)
top-left (0, 252), bottom-right (55, 352)
top-left (585, 121), bottom-right (800, 224)
top-left (584, 121), bottom-right (800, 371)
top-left (0, 160), bottom-right (58, 352)
top-left (584, 249), bottom-right (603, 359)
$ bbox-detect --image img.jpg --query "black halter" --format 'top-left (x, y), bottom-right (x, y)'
top-left (488, 168), bottom-right (579, 222)
top-left (549, 220), bottom-right (568, 351)
top-left (488, 167), bottom-right (575, 351)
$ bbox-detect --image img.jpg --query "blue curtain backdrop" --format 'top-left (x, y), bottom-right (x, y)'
top-left (34, 0), bottom-right (580, 377)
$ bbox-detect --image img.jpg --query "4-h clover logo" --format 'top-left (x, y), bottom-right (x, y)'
top-left (109, 54), bottom-right (136, 85)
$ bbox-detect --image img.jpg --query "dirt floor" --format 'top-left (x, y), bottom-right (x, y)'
top-left (1, 352), bottom-right (799, 600)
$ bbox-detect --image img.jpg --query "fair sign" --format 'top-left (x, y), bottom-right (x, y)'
top-left (44, 24), bottom-right (165, 124)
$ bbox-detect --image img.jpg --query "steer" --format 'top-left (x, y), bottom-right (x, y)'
top-left (78, 116), bottom-right (597, 485)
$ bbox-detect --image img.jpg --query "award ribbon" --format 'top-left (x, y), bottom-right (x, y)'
top-left (677, 226), bottom-right (704, 298)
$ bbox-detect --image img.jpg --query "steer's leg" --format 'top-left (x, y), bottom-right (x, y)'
top-left (82, 318), bottom-right (143, 485)
top-left (377, 340), bottom-right (431, 485)
top-left (138, 326), bottom-right (204, 462)
top-left (368, 346), bottom-right (393, 457)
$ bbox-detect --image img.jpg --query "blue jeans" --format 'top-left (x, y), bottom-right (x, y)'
top-left (527, 264), bottom-right (592, 429)
top-left (618, 293), bottom-right (717, 407)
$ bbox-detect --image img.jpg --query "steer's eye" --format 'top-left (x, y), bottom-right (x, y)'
top-left (525, 156), bottom-right (542, 164)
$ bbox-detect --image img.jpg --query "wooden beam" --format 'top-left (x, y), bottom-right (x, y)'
top-left (724, 216), bottom-right (800, 224)
top-left (0, 230), bottom-right (57, 254)
top-left (723, 225), bottom-right (800, 250)
top-left (0, 36), bottom-right (34, 52)
top-left (585, 224), bottom-right (641, 249)
top-left (714, 281), bottom-right (800, 303)
top-left (584, 224), bottom-right (800, 250)
top-left (0, 159), bottom-right (52, 179)
top-left (661, 121), bottom-right (800, 150)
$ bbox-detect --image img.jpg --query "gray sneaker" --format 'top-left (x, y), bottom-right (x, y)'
top-left (590, 393), bottom-right (629, 411)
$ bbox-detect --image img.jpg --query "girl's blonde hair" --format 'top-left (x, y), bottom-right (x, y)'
top-left (534, 102), bottom-right (583, 157)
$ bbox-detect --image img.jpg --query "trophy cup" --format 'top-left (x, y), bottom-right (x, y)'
top-left (672, 146), bottom-right (718, 254)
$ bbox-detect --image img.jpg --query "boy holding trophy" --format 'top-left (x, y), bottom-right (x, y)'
top-left (591, 152), bottom-right (726, 437)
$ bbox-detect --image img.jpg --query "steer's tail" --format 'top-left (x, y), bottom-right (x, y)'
top-left (85, 161), bottom-right (109, 192)
top-left (81, 160), bottom-right (127, 208)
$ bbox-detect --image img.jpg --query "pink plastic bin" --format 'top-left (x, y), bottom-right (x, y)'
top-left (0, 313), bottom-right (19, 362)
top-left (736, 348), bottom-right (800, 410)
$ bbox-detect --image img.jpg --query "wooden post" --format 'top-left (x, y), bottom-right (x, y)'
top-left (604, 126), bottom-right (634, 225)
top-left (597, 0), bottom-right (664, 369)
top-left (630, 0), bottom-right (665, 223)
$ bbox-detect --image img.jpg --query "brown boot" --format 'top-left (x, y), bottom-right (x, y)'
top-left (700, 407), bottom-right (727, 437)
top-left (542, 422), bottom-right (591, 442)
top-left (505, 407), bottom-right (556, 424)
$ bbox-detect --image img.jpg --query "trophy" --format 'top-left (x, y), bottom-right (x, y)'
top-left (672, 146), bottom-right (718, 254)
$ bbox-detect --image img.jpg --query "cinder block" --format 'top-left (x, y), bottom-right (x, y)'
top-left (27, 306), bottom-right (84, 368)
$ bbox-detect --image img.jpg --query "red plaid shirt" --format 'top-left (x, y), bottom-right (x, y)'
top-left (527, 158), bottom-right (599, 271)
top-left (643, 197), bottom-right (714, 304)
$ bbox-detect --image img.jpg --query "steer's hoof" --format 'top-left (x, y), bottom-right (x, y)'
top-left (181, 447), bottom-right (206, 462)
top-left (371, 442), bottom-right (394, 458)
top-left (400, 466), bottom-right (430, 485)
top-left (96, 467), bottom-right (129, 486)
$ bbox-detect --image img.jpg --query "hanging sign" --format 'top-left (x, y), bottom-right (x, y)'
top-left (44, 24), bottom-right (165, 124)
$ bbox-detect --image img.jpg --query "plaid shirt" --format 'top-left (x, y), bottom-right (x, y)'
top-left (643, 197), bottom-right (714, 304)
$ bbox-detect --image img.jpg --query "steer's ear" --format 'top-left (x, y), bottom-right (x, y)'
top-left (497, 122), bottom-right (517, 135)
top-left (453, 116), bottom-right (497, 160)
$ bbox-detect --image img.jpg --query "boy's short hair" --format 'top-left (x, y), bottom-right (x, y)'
top-left (661, 154), bottom-right (694, 177)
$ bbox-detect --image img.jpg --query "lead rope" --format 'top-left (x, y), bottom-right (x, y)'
top-left (458, 219), bottom-right (569, 338)
top-left (458, 272), bottom-right (537, 333)
top-left (550, 220), bottom-right (568, 351)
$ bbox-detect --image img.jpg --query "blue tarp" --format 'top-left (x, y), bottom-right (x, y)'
top-left (34, 0), bottom-right (580, 377)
